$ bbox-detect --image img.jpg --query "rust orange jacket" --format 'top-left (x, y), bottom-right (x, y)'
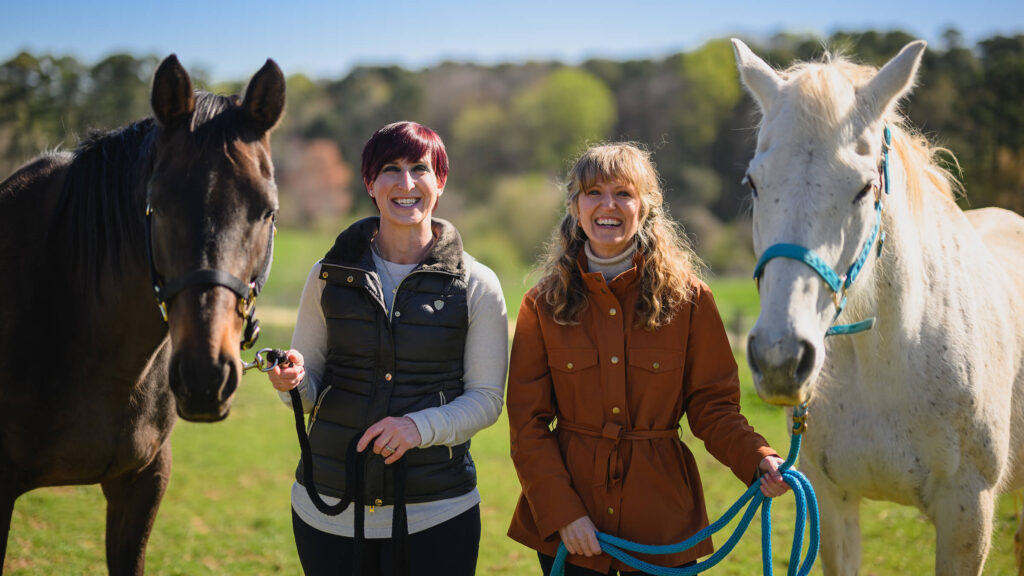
top-left (506, 257), bottom-right (777, 573)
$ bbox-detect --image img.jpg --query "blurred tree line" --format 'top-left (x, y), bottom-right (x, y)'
top-left (2, 30), bottom-right (1023, 277)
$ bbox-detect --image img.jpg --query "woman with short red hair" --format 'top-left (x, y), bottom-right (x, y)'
top-left (268, 121), bottom-right (508, 575)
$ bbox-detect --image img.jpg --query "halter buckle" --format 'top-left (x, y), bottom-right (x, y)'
top-left (237, 282), bottom-right (257, 319)
top-left (831, 280), bottom-right (848, 313)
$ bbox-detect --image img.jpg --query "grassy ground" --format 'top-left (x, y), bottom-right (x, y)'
top-left (4, 229), bottom-right (1023, 574)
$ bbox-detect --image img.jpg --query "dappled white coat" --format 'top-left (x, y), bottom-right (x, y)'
top-left (733, 39), bottom-right (1024, 576)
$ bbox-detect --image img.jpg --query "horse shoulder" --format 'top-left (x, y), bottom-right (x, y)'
top-left (964, 207), bottom-right (1024, 268)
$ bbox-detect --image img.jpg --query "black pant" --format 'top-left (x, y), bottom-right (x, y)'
top-left (538, 552), bottom-right (696, 576)
top-left (291, 505), bottom-right (480, 576)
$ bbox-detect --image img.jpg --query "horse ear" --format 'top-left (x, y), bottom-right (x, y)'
top-left (858, 40), bottom-right (927, 120)
top-left (732, 38), bottom-right (783, 113)
top-left (151, 54), bottom-right (195, 128)
top-left (241, 59), bottom-right (286, 134)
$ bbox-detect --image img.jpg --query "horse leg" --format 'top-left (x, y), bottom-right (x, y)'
top-left (930, 479), bottom-right (994, 576)
top-left (100, 443), bottom-right (172, 576)
top-left (808, 470), bottom-right (862, 576)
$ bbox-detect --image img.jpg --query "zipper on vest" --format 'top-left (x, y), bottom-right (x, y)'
top-left (438, 391), bottom-right (454, 459)
top-left (308, 385), bottom-right (331, 430)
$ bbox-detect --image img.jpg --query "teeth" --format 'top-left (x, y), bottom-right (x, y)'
top-left (395, 198), bottom-right (418, 206)
top-left (596, 218), bottom-right (621, 226)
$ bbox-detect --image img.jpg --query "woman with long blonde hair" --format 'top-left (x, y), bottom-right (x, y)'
top-left (507, 143), bottom-right (788, 575)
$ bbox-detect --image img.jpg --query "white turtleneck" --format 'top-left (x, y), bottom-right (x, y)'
top-left (585, 240), bottom-right (637, 281)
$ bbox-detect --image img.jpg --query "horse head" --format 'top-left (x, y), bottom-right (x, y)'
top-left (731, 39), bottom-right (925, 406)
top-left (146, 55), bottom-right (285, 422)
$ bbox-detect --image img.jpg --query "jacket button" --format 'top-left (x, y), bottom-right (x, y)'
top-left (609, 307), bottom-right (617, 316)
top-left (321, 271), bottom-right (329, 279)
top-left (346, 275), bottom-right (354, 283)
top-left (611, 356), bottom-right (619, 364)
top-left (385, 373), bottom-right (393, 381)
top-left (612, 407), bottom-right (621, 414)
top-left (653, 362), bottom-right (660, 369)
top-left (394, 311), bottom-right (401, 317)
top-left (375, 499), bottom-right (383, 506)
top-left (607, 507), bottom-right (615, 515)
top-left (566, 362), bottom-right (574, 370)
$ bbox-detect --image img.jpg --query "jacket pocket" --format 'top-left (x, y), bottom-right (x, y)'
top-left (628, 348), bottom-right (685, 400)
top-left (547, 348), bottom-right (599, 374)
top-left (627, 348), bottom-right (683, 374)
top-left (546, 348), bottom-right (600, 421)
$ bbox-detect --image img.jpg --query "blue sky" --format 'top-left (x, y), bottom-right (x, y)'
top-left (2, 0), bottom-right (1021, 81)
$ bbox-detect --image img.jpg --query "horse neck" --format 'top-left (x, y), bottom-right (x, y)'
top-left (51, 121), bottom-right (168, 373)
top-left (846, 147), bottom-right (969, 345)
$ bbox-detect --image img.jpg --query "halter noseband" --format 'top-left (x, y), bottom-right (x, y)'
top-left (752, 125), bottom-right (892, 337)
top-left (144, 203), bottom-right (273, 350)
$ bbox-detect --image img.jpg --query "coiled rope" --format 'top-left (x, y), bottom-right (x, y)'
top-left (551, 404), bottom-right (819, 576)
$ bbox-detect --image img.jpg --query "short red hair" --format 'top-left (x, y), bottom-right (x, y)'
top-left (361, 121), bottom-right (449, 187)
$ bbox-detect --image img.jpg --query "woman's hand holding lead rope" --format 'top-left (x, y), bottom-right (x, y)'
top-left (358, 416), bottom-right (422, 465)
top-left (758, 455), bottom-right (791, 498)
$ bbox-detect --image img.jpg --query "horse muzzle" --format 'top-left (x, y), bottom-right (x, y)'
top-left (168, 351), bottom-right (239, 422)
top-left (746, 328), bottom-right (820, 406)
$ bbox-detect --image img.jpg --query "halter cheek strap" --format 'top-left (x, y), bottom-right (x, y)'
top-left (752, 125), bottom-right (892, 337)
top-left (145, 203), bottom-right (274, 350)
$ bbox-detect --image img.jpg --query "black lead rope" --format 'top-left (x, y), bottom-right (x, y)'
top-left (266, 349), bottom-right (408, 575)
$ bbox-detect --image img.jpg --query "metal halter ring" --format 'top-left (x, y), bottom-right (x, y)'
top-left (242, 347), bottom-right (287, 373)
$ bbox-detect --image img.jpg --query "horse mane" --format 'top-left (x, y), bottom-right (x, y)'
top-left (51, 91), bottom-right (243, 294)
top-left (778, 53), bottom-right (962, 220)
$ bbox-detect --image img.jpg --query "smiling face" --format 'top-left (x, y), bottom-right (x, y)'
top-left (576, 179), bottom-right (642, 258)
top-left (367, 154), bottom-right (443, 231)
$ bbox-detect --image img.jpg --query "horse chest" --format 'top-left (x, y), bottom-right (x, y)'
top-left (806, 368), bottom-right (1005, 503)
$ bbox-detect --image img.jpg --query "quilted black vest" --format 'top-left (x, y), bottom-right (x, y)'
top-left (296, 217), bottom-right (476, 505)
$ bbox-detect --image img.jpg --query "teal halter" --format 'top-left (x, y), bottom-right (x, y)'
top-left (752, 126), bottom-right (892, 337)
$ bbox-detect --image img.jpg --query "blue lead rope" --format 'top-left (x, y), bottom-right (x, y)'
top-left (550, 406), bottom-right (819, 576)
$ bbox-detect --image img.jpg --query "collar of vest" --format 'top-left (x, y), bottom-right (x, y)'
top-left (323, 216), bottom-right (467, 277)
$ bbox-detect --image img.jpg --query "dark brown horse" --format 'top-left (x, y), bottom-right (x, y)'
top-left (0, 55), bottom-right (285, 574)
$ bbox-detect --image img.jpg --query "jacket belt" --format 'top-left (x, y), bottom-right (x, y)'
top-left (556, 421), bottom-right (679, 488)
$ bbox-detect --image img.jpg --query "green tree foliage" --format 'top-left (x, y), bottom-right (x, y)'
top-left (322, 66), bottom-right (423, 181)
top-left (3, 31), bottom-right (1024, 276)
top-left (510, 67), bottom-right (616, 172)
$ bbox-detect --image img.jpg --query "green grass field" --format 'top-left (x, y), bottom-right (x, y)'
top-left (4, 228), bottom-right (1023, 574)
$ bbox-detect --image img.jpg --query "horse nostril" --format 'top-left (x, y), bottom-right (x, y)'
top-left (747, 335), bottom-right (762, 378)
top-left (793, 339), bottom-right (816, 384)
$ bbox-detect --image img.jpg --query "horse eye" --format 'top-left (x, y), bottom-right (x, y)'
top-left (853, 183), bottom-right (875, 204)
top-left (744, 175), bottom-right (759, 198)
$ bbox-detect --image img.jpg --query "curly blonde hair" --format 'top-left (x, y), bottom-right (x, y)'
top-left (536, 143), bottom-right (703, 330)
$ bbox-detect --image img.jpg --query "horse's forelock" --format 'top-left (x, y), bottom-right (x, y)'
top-left (782, 58), bottom-right (870, 137)
top-left (187, 92), bottom-right (246, 152)
top-left (768, 53), bottom-right (960, 222)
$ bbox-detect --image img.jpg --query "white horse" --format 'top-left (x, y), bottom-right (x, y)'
top-left (732, 39), bottom-right (1024, 575)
